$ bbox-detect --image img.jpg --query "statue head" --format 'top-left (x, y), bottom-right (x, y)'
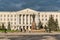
top-left (32, 14), bottom-right (35, 21)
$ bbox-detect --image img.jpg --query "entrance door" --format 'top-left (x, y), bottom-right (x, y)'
top-left (27, 26), bottom-right (28, 30)
top-left (23, 26), bottom-right (26, 32)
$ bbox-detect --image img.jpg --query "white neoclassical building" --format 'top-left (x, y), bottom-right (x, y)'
top-left (0, 8), bottom-right (60, 30)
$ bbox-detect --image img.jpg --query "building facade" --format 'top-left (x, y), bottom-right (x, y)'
top-left (0, 8), bottom-right (60, 31)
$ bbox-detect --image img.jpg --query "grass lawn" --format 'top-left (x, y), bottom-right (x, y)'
top-left (0, 29), bottom-right (20, 33)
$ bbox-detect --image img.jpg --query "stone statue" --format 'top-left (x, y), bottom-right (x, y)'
top-left (31, 14), bottom-right (36, 30)
top-left (32, 14), bottom-right (35, 22)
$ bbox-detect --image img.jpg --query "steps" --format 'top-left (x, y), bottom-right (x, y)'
top-left (31, 29), bottom-right (45, 33)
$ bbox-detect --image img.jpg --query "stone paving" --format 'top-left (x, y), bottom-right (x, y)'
top-left (0, 32), bottom-right (60, 40)
top-left (8, 35), bottom-right (60, 40)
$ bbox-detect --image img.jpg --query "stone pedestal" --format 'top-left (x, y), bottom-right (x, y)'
top-left (31, 22), bottom-right (36, 30)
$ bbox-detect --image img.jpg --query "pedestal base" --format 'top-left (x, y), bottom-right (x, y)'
top-left (31, 22), bottom-right (36, 30)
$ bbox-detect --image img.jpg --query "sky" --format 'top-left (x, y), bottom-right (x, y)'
top-left (0, 0), bottom-right (60, 11)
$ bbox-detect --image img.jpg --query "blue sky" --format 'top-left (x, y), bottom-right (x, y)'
top-left (0, 0), bottom-right (60, 11)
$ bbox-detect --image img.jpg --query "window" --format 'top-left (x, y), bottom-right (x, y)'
top-left (19, 19), bottom-right (21, 24)
top-left (8, 15), bottom-right (9, 17)
top-left (45, 19), bottom-right (47, 21)
top-left (56, 15), bottom-right (58, 17)
top-left (11, 19), bottom-right (13, 21)
top-left (8, 19), bottom-right (9, 21)
top-left (52, 15), bottom-right (54, 17)
top-left (11, 15), bottom-right (13, 17)
top-left (4, 18), bottom-right (5, 21)
top-left (42, 15), bottom-right (44, 17)
top-left (30, 26), bottom-right (31, 29)
top-left (4, 22), bottom-right (6, 24)
top-left (1, 18), bottom-right (2, 21)
top-left (27, 26), bottom-right (28, 29)
top-left (11, 22), bottom-right (13, 24)
top-left (39, 15), bottom-right (40, 17)
top-left (4, 15), bottom-right (6, 17)
top-left (19, 22), bottom-right (21, 24)
top-left (1, 15), bottom-right (2, 17)
top-left (15, 18), bottom-right (16, 21)
top-left (19, 18), bottom-right (21, 24)
top-left (42, 19), bottom-right (44, 21)
top-left (14, 22), bottom-right (16, 24)
top-left (19, 14), bottom-right (21, 16)
top-left (14, 15), bottom-right (16, 17)
top-left (45, 15), bottom-right (47, 17)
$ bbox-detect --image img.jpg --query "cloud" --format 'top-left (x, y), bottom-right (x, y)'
top-left (0, 0), bottom-right (59, 11)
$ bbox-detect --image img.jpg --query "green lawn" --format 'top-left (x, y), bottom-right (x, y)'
top-left (0, 30), bottom-right (20, 33)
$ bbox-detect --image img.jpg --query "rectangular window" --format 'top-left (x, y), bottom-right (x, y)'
top-left (14, 15), bottom-right (16, 17)
top-left (45, 15), bottom-right (47, 17)
top-left (11, 15), bottom-right (13, 17)
top-left (14, 22), bottom-right (16, 24)
top-left (42, 15), bottom-right (44, 17)
top-left (56, 15), bottom-right (58, 17)
top-left (45, 19), bottom-right (47, 21)
top-left (11, 19), bottom-right (13, 21)
top-left (19, 19), bottom-right (21, 24)
top-left (8, 15), bottom-right (9, 17)
top-left (8, 18), bottom-right (9, 21)
top-left (4, 15), bottom-right (6, 17)
top-left (1, 18), bottom-right (2, 21)
top-left (42, 19), bottom-right (44, 21)
top-left (4, 18), bottom-right (5, 21)
top-left (1, 15), bottom-right (2, 17)
top-left (15, 18), bottom-right (16, 21)
top-left (11, 22), bottom-right (13, 24)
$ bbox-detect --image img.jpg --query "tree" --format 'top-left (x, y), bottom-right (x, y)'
top-left (48, 15), bottom-right (55, 31)
top-left (2, 23), bottom-right (5, 30)
top-left (8, 22), bottom-right (11, 30)
top-left (44, 25), bottom-right (48, 32)
top-left (48, 15), bottom-right (59, 32)
top-left (38, 20), bottom-right (43, 29)
top-left (54, 19), bottom-right (59, 31)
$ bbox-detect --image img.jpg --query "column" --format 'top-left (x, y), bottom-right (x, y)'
top-left (28, 15), bottom-right (30, 30)
top-left (26, 15), bottom-right (28, 24)
top-left (19, 14), bottom-right (21, 25)
top-left (18, 15), bottom-right (20, 25)
top-left (31, 15), bottom-right (33, 24)
top-left (28, 15), bottom-right (30, 25)
top-left (21, 14), bottom-right (23, 24)
top-left (30, 15), bottom-right (31, 24)
top-left (23, 15), bottom-right (25, 24)
top-left (25, 15), bottom-right (26, 24)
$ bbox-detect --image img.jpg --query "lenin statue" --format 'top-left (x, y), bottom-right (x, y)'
top-left (31, 14), bottom-right (36, 30)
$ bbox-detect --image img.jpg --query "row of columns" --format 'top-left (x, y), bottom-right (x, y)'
top-left (19, 14), bottom-right (33, 24)
top-left (16, 14), bottom-right (33, 31)
top-left (13, 26), bottom-right (31, 32)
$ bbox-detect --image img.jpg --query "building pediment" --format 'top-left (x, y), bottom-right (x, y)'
top-left (17, 8), bottom-right (38, 14)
